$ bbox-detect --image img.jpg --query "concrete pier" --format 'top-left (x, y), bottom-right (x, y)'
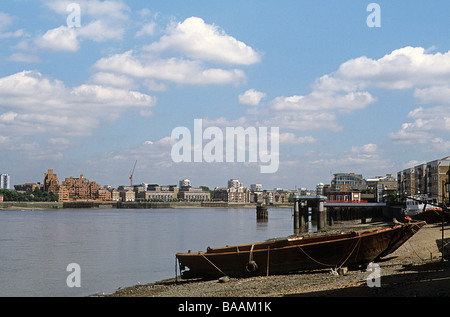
top-left (293, 195), bottom-right (327, 233)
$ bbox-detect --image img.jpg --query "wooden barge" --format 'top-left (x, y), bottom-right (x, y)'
top-left (176, 221), bottom-right (425, 279)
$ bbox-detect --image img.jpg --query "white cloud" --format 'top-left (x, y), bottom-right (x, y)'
top-left (414, 86), bottom-right (450, 104)
top-left (6, 53), bottom-right (41, 63)
top-left (145, 17), bottom-right (261, 65)
top-left (94, 51), bottom-right (246, 85)
top-left (278, 133), bottom-right (316, 144)
top-left (77, 20), bottom-right (125, 42)
top-left (0, 12), bottom-right (13, 31)
top-left (0, 70), bottom-right (156, 137)
top-left (136, 22), bottom-right (157, 37)
top-left (264, 111), bottom-right (342, 132)
top-left (350, 143), bottom-right (378, 156)
top-left (45, 0), bottom-right (129, 21)
top-left (389, 106), bottom-right (450, 145)
top-left (238, 89), bottom-right (266, 106)
top-left (314, 46), bottom-right (450, 91)
top-left (89, 72), bottom-right (136, 89)
top-left (269, 46), bottom-right (450, 136)
top-left (38, 0), bottom-right (130, 51)
top-left (310, 143), bottom-right (393, 175)
top-left (0, 29), bottom-right (27, 39)
top-left (35, 26), bottom-right (79, 51)
top-left (271, 90), bottom-right (375, 113)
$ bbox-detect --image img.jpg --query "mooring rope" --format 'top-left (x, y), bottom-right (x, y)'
top-left (201, 254), bottom-right (228, 277)
top-left (249, 244), bottom-right (255, 263)
top-left (297, 237), bottom-right (362, 269)
top-left (337, 237), bottom-right (361, 269)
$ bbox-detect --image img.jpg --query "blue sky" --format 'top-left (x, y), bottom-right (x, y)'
top-left (2, 0), bottom-right (450, 190)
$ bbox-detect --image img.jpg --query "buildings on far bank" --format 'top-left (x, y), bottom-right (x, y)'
top-left (213, 179), bottom-right (291, 204)
top-left (322, 172), bottom-right (397, 203)
top-left (40, 171), bottom-right (211, 203)
top-left (15, 158), bottom-right (450, 206)
top-left (398, 156), bottom-right (450, 204)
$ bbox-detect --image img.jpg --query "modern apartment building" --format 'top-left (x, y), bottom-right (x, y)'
top-left (366, 174), bottom-right (397, 202)
top-left (61, 174), bottom-right (101, 200)
top-left (0, 174), bottom-right (10, 189)
top-left (43, 169), bottom-right (69, 201)
top-left (228, 179), bottom-right (243, 189)
top-left (330, 173), bottom-right (367, 192)
top-left (397, 156), bottom-right (450, 204)
top-left (44, 169), bottom-right (60, 195)
top-left (214, 187), bottom-right (248, 203)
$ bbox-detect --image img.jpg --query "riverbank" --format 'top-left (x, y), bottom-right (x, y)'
top-left (0, 201), bottom-right (292, 210)
top-left (105, 222), bottom-right (450, 297)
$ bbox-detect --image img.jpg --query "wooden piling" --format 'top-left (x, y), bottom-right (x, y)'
top-left (256, 204), bottom-right (268, 221)
top-left (293, 200), bottom-right (300, 233)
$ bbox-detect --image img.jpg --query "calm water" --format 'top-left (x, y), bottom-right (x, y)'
top-left (0, 207), bottom-right (303, 297)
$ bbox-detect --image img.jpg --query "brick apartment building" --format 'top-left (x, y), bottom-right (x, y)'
top-left (398, 156), bottom-right (450, 204)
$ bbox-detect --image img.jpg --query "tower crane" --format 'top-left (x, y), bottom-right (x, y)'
top-left (129, 160), bottom-right (137, 186)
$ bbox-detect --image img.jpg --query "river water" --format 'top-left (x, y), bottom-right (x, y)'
top-left (0, 207), bottom-right (310, 297)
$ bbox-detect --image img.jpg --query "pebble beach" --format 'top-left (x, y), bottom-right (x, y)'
top-left (104, 221), bottom-right (450, 297)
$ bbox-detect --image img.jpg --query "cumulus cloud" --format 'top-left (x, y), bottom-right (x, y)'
top-left (389, 106), bottom-right (450, 145)
top-left (94, 51), bottom-right (246, 85)
top-left (0, 70), bottom-right (156, 137)
top-left (87, 16), bottom-right (258, 87)
top-left (6, 53), bottom-right (41, 63)
top-left (278, 133), bottom-right (316, 144)
top-left (45, 0), bottom-right (129, 21)
top-left (268, 90), bottom-right (372, 132)
top-left (310, 143), bottom-right (393, 175)
top-left (146, 17), bottom-right (261, 65)
top-left (314, 46), bottom-right (450, 91)
top-left (36, 0), bottom-right (130, 51)
top-left (89, 72), bottom-right (136, 89)
top-left (238, 89), bottom-right (266, 106)
top-left (0, 12), bottom-right (13, 31)
top-left (35, 26), bottom-right (79, 51)
top-left (271, 91), bottom-right (375, 113)
top-left (77, 20), bottom-right (125, 42)
top-left (136, 22), bottom-right (157, 37)
top-left (269, 46), bottom-right (450, 140)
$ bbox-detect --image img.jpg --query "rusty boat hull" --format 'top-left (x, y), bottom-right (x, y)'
top-left (176, 221), bottom-right (426, 279)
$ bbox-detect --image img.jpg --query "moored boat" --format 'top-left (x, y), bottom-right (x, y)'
top-left (176, 221), bottom-right (425, 279)
top-left (403, 198), bottom-right (448, 224)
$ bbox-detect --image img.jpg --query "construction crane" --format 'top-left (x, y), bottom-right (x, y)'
top-left (129, 160), bottom-right (137, 186)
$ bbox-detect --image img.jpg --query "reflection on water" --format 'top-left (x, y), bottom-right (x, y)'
top-left (0, 207), bottom-right (300, 297)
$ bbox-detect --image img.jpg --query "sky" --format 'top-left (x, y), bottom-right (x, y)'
top-left (2, 0), bottom-right (450, 190)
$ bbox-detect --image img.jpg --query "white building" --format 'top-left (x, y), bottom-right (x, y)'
top-left (228, 179), bottom-right (243, 189)
top-left (250, 184), bottom-right (262, 191)
top-left (179, 179), bottom-right (191, 188)
top-left (0, 174), bottom-right (10, 189)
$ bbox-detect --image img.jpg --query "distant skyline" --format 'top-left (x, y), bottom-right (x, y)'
top-left (2, 1), bottom-right (450, 190)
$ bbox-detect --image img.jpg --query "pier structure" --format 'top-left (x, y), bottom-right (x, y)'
top-left (293, 195), bottom-right (327, 233)
top-left (293, 195), bottom-right (389, 233)
top-left (256, 203), bottom-right (268, 221)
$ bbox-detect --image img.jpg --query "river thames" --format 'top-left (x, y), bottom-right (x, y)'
top-left (0, 207), bottom-right (310, 297)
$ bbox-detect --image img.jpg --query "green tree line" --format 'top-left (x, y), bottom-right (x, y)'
top-left (0, 188), bottom-right (58, 202)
